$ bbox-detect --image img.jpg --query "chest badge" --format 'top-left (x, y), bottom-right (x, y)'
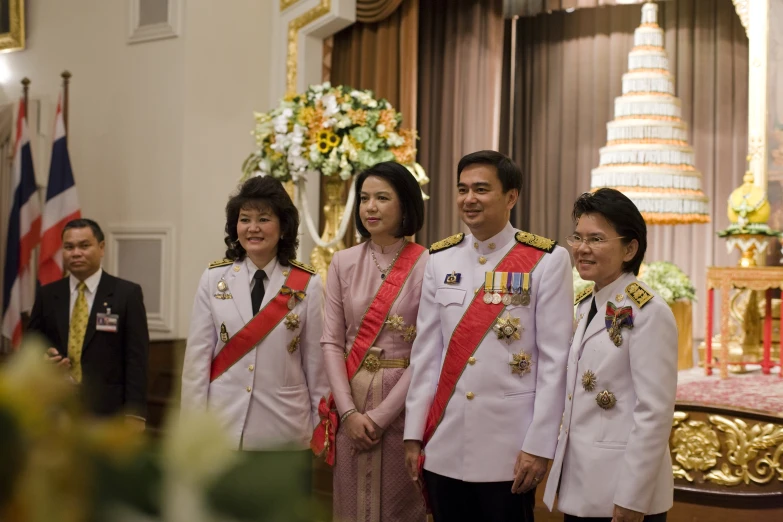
top-left (214, 278), bottom-right (232, 300)
top-left (444, 271), bottom-right (461, 285)
top-left (220, 322), bottom-right (229, 343)
top-left (509, 350), bottom-right (533, 376)
top-left (493, 312), bottom-right (522, 344)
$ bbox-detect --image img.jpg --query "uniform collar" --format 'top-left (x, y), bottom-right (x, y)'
top-left (471, 222), bottom-right (516, 256)
top-left (591, 271), bottom-right (636, 308)
top-left (70, 268), bottom-right (103, 294)
top-left (368, 237), bottom-right (405, 254)
top-left (245, 256), bottom-right (278, 277)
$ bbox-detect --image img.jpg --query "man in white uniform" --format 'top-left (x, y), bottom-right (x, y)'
top-left (404, 150), bottom-right (573, 521)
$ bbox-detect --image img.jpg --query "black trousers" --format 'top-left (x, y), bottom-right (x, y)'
top-left (424, 469), bottom-right (536, 522)
top-left (564, 513), bottom-right (667, 522)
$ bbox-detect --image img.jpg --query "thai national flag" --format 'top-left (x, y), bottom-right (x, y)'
top-left (2, 99), bottom-right (41, 347)
top-left (38, 95), bottom-right (80, 286)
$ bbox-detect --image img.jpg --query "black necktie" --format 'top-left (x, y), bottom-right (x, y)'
top-left (586, 297), bottom-right (598, 327)
top-left (251, 270), bottom-right (266, 316)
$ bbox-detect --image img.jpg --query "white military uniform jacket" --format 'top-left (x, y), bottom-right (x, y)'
top-left (181, 257), bottom-right (328, 451)
top-left (404, 223), bottom-right (573, 482)
top-left (543, 272), bottom-right (677, 517)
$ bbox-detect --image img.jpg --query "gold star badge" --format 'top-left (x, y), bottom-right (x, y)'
top-left (284, 313), bottom-right (300, 331)
top-left (595, 390), bottom-right (617, 410)
top-left (287, 336), bottom-right (301, 354)
top-left (509, 350), bottom-right (533, 376)
top-left (385, 314), bottom-right (405, 331)
top-left (581, 370), bottom-right (597, 392)
top-left (493, 313), bottom-right (522, 344)
top-left (403, 325), bottom-right (417, 343)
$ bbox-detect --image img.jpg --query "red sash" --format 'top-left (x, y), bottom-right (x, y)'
top-left (209, 266), bottom-right (312, 382)
top-left (417, 242), bottom-right (545, 510)
top-left (311, 242), bottom-right (426, 465)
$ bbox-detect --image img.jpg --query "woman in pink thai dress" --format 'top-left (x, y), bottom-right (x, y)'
top-left (321, 161), bottom-right (428, 521)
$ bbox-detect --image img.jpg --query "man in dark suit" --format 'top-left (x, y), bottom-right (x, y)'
top-left (28, 218), bottom-right (149, 428)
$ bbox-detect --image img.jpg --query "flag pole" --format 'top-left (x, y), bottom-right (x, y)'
top-left (21, 77), bottom-right (29, 120)
top-left (61, 70), bottom-right (71, 133)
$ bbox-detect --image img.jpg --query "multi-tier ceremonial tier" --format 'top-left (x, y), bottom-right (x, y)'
top-left (591, 1), bottom-right (710, 224)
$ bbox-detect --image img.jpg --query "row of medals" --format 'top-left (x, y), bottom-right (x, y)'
top-left (483, 275), bottom-right (530, 306)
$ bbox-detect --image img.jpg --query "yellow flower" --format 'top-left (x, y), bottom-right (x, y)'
top-left (317, 130), bottom-right (339, 154)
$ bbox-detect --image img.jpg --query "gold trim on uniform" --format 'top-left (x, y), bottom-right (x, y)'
top-left (288, 259), bottom-right (316, 274)
top-left (625, 282), bottom-right (653, 308)
top-left (208, 258), bottom-right (233, 269)
top-left (595, 390), bottom-right (617, 410)
top-left (363, 354), bottom-right (410, 372)
top-left (287, 336), bottom-right (301, 354)
top-left (515, 231), bottom-right (556, 253)
top-left (581, 369), bottom-right (598, 391)
top-left (509, 350), bottom-right (533, 376)
top-left (430, 233), bottom-right (465, 253)
top-left (284, 312), bottom-right (301, 331)
top-left (574, 285), bottom-right (594, 306)
top-left (493, 313), bottom-right (522, 344)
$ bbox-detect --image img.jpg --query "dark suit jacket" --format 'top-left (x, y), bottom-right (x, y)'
top-left (27, 272), bottom-right (149, 418)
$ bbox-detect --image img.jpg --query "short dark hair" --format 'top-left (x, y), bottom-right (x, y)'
top-left (224, 176), bottom-right (299, 266)
top-left (457, 150), bottom-right (523, 194)
top-left (62, 218), bottom-right (104, 242)
top-left (354, 161), bottom-right (425, 239)
top-left (571, 188), bottom-right (647, 275)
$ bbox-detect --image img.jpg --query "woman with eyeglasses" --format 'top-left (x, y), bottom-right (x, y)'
top-left (543, 188), bottom-right (678, 522)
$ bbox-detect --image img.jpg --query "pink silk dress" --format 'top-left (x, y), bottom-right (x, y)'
top-left (322, 238), bottom-right (428, 522)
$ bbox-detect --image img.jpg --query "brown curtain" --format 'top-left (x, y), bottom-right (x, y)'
top-left (331, 0), bottom-right (418, 130)
top-left (357, 0), bottom-right (406, 23)
top-left (504, 0), bottom-right (650, 17)
top-left (501, 0), bottom-right (748, 340)
top-left (417, 0), bottom-right (506, 246)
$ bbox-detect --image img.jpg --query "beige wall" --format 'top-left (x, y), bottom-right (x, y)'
top-left (0, 0), bottom-right (276, 338)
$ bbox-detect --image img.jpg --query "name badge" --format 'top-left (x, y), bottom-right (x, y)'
top-left (96, 311), bottom-right (119, 332)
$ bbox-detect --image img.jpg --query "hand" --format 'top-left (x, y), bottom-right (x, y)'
top-left (511, 451), bottom-right (548, 494)
top-left (404, 440), bottom-right (422, 484)
top-left (343, 413), bottom-right (380, 452)
top-left (46, 347), bottom-right (71, 369)
top-left (612, 505), bottom-right (644, 522)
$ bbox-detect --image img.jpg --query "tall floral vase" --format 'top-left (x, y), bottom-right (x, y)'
top-left (310, 177), bottom-right (348, 283)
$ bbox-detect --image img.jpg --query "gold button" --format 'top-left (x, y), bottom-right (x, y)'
top-left (473, 242), bottom-right (478, 249)
top-left (468, 357), bottom-right (476, 365)
top-left (568, 394), bottom-right (572, 401)
top-left (246, 386), bottom-right (252, 392)
top-left (249, 365), bottom-right (254, 371)
top-left (283, 270), bottom-right (289, 276)
top-left (233, 266), bottom-right (240, 272)
top-left (479, 256), bottom-right (487, 265)
top-left (466, 392), bottom-right (475, 400)
top-left (489, 242), bottom-right (496, 250)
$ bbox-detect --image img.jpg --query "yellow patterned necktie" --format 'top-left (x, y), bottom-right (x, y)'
top-left (68, 281), bottom-right (88, 383)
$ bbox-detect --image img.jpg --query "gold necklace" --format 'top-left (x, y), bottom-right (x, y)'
top-left (370, 240), bottom-right (406, 279)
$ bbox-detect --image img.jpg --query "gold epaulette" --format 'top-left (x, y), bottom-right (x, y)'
top-left (429, 233), bottom-right (464, 253)
top-left (574, 285), bottom-right (594, 306)
top-left (208, 258), bottom-right (233, 269)
top-left (625, 282), bottom-right (653, 308)
top-left (515, 231), bottom-right (556, 253)
top-left (289, 259), bottom-right (316, 274)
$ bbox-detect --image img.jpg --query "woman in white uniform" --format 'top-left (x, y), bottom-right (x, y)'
top-left (543, 188), bottom-right (678, 522)
top-left (181, 176), bottom-right (328, 492)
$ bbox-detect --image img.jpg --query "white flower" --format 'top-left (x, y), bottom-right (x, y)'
top-left (339, 169), bottom-right (352, 180)
top-left (376, 124), bottom-right (386, 135)
top-left (367, 99), bottom-right (378, 108)
top-left (322, 94), bottom-right (339, 117)
top-left (322, 117), bottom-right (337, 129)
top-left (335, 115), bottom-right (352, 130)
top-left (282, 108), bottom-right (294, 118)
top-left (386, 132), bottom-right (405, 147)
top-left (341, 103), bottom-right (352, 112)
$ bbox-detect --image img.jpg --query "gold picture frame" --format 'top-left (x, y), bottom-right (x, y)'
top-left (0, 0), bottom-right (24, 53)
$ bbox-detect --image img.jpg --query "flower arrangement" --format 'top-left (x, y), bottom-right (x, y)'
top-left (0, 337), bottom-right (324, 522)
top-left (242, 82), bottom-right (426, 184)
top-left (572, 261), bottom-right (696, 305)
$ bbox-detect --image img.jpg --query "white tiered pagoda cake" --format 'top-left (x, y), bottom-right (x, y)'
top-left (591, 1), bottom-right (710, 224)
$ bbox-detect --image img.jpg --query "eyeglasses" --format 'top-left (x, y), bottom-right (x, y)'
top-left (565, 235), bottom-right (627, 248)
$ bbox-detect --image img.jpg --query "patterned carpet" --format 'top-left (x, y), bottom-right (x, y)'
top-left (676, 366), bottom-right (783, 414)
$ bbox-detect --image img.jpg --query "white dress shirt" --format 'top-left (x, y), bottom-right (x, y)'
top-left (69, 268), bottom-right (103, 317)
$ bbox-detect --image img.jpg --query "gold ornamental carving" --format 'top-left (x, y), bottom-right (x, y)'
top-left (280, 0), bottom-right (299, 10)
top-left (705, 416), bottom-right (783, 486)
top-left (0, 0), bottom-right (25, 52)
top-left (287, 0), bottom-right (332, 94)
top-left (670, 412), bottom-right (783, 487)
top-left (310, 177), bottom-right (347, 282)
